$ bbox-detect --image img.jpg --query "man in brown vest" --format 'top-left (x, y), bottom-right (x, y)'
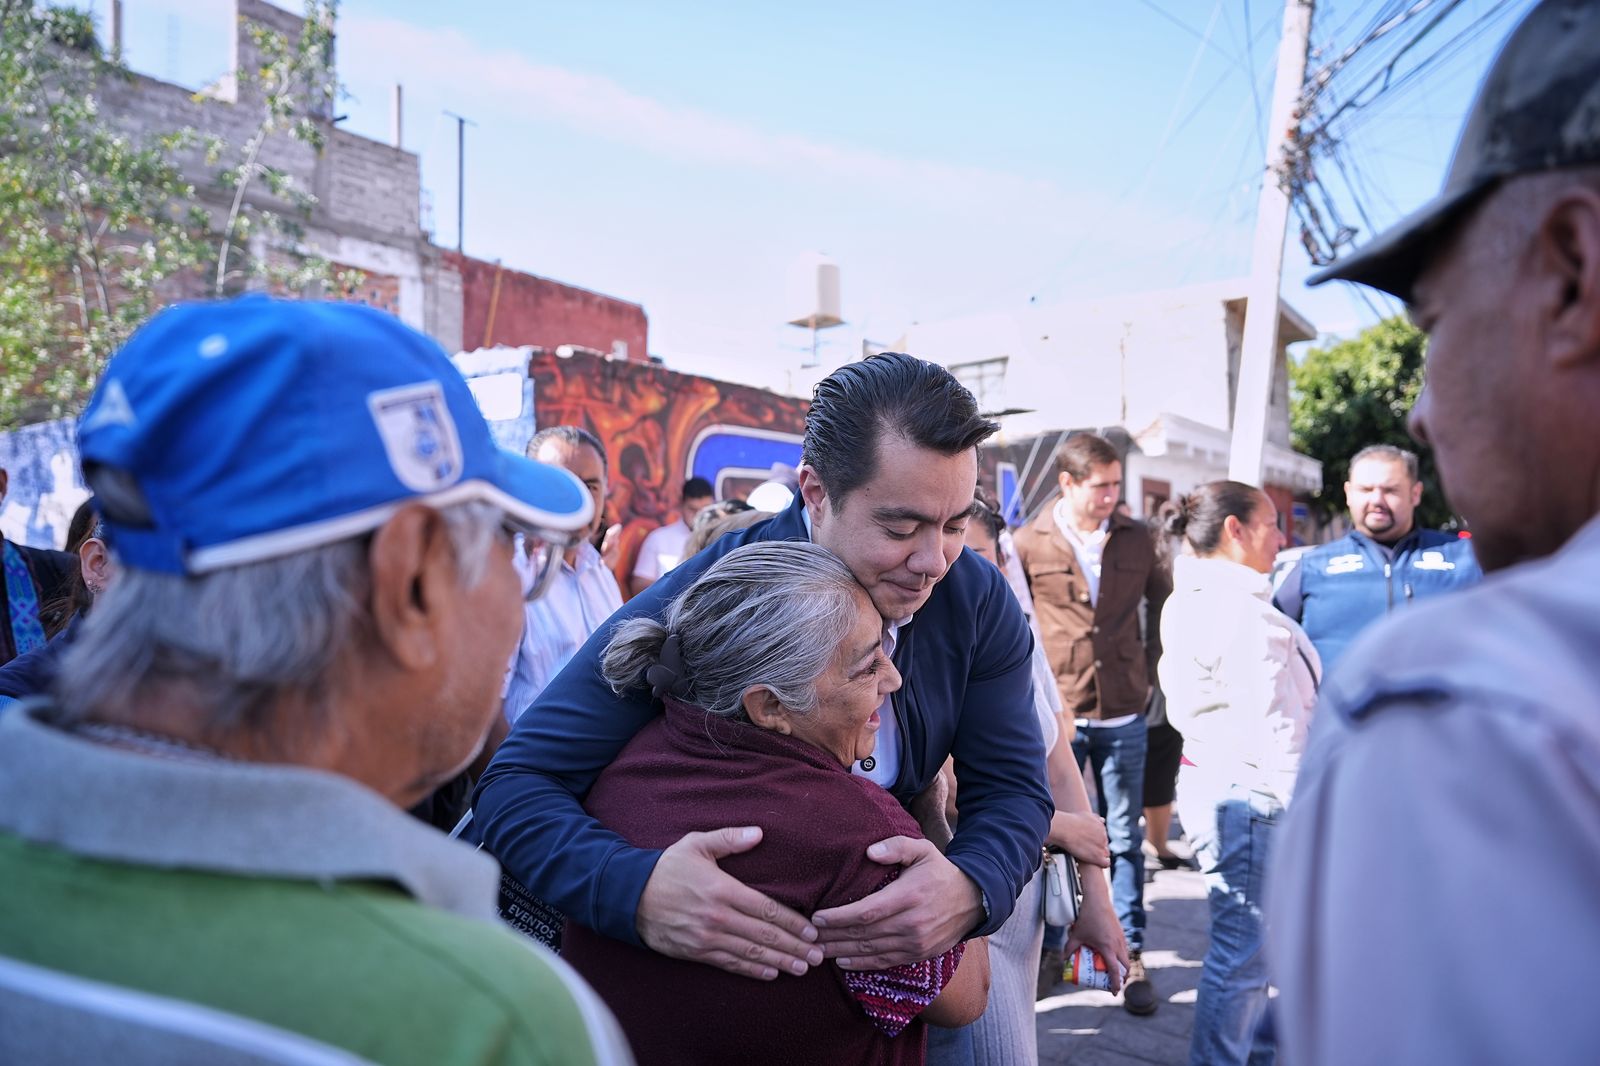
top-left (1015, 432), bottom-right (1170, 1015)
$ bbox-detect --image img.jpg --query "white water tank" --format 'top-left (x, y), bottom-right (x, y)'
top-left (786, 253), bottom-right (843, 329)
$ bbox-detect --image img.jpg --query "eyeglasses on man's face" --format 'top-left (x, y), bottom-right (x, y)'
top-left (500, 519), bottom-right (584, 602)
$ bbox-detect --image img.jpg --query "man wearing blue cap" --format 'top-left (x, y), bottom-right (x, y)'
top-left (1269, 3), bottom-right (1600, 1063)
top-left (0, 298), bottom-right (633, 1065)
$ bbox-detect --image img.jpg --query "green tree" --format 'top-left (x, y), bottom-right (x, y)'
top-left (0, 0), bottom-right (349, 430)
top-left (1289, 315), bottom-right (1458, 530)
top-left (210, 0), bottom-right (342, 297)
top-left (0, 2), bottom-right (211, 427)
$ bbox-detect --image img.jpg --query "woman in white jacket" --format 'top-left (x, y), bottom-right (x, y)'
top-left (1158, 481), bottom-right (1320, 1066)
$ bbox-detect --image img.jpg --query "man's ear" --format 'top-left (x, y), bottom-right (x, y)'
top-left (741, 687), bottom-right (790, 734)
top-left (1410, 479), bottom-right (1424, 508)
top-left (1538, 186), bottom-right (1600, 369)
top-left (797, 464), bottom-right (829, 521)
top-left (1057, 470), bottom-right (1072, 495)
top-left (367, 504), bottom-right (454, 671)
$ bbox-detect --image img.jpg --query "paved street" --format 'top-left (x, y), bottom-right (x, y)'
top-left (1037, 840), bottom-right (1210, 1066)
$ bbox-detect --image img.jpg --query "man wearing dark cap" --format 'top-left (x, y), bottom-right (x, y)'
top-left (1269, 3), bottom-right (1600, 1063)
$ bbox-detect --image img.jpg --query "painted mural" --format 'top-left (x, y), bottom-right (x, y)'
top-left (0, 418), bottom-right (90, 551)
top-left (525, 350), bottom-right (806, 590)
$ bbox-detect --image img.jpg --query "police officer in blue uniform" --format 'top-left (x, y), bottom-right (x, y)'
top-left (1273, 444), bottom-right (1478, 670)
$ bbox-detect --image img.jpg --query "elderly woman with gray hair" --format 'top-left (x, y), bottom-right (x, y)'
top-left (561, 540), bottom-right (990, 1065)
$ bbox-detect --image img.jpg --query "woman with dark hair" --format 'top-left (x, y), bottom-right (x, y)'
top-left (562, 540), bottom-right (990, 1065)
top-left (0, 501), bottom-right (112, 703)
top-left (1158, 481), bottom-right (1319, 1066)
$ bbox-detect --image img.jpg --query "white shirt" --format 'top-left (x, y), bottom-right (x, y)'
top-left (1030, 640), bottom-right (1061, 753)
top-left (1269, 513), bottom-right (1600, 1065)
top-left (502, 541), bottom-right (624, 723)
top-left (851, 619), bottom-right (908, 788)
top-left (632, 518), bottom-right (692, 582)
top-left (1052, 503), bottom-right (1109, 607)
top-left (1159, 554), bottom-right (1320, 812)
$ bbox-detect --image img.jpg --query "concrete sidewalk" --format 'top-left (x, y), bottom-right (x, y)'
top-left (1036, 850), bottom-right (1210, 1065)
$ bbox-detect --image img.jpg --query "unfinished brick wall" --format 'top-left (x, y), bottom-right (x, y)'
top-left (447, 252), bottom-right (649, 360)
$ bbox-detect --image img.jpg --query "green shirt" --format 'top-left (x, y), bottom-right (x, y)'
top-left (0, 704), bottom-right (632, 1065)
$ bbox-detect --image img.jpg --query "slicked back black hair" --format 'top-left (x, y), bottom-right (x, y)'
top-left (802, 353), bottom-right (998, 505)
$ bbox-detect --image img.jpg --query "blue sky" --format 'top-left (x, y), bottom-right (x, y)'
top-left (96, 0), bottom-right (1531, 387)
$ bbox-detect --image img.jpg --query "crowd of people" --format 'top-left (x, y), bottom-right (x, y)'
top-left (1, 2), bottom-right (1598, 1062)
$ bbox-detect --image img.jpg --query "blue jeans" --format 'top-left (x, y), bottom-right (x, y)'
top-left (1188, 787), bottom-right (1281, 1066)
top-left (924, 1018), bottom-right (975, 1065)
top-left (1071, 716), bottom-right (1148, 954)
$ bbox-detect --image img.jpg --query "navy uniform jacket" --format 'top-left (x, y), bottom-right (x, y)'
top-left (1274, 526), bottom-right (1480, 670)
top-left (472, 496), bottom-right (1054, 946)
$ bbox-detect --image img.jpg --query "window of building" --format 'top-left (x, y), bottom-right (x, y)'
top-left (948, 356), bottom-right (1009, 417)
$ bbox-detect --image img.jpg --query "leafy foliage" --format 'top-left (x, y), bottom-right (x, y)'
top-left (1288, 315), bottom-right (1458, 530)
top-left (210, 0), bottom-right (341, 297)
top-left (0, 2), bottom-right (210, 426)
top-left (0, 0), bottom-right (353, 430)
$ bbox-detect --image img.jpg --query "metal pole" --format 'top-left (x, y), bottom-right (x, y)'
top-left (1228, 0), bottom-right (1314, 486)
top-left (443, 111), bottom-right (475, 254)
top-left (455, 115), bottom-right (464, 254)
top-left (110, 0), bottom-right (124, 63)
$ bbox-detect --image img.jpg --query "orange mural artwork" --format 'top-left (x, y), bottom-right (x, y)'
top-left (528, 351), bottom-right (807, 593)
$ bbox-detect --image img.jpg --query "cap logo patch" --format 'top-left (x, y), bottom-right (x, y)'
top-left (82, 378), bottom-right (137, 432)
top-left (368, 382), bottom-right (464, 492)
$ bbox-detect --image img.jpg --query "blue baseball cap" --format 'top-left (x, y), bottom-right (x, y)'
top-left (77, 296), bottom-right (593, 576)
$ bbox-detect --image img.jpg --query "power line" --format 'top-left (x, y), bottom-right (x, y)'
top-left (1240, 0), bottom-right (1266, 155)
top-left (1130, 0), bottom-right (1249, 70)
top-left (1301, 0), bottom-right (1467, 131)
top-left (1287, 0), bottom-right (1531, 269)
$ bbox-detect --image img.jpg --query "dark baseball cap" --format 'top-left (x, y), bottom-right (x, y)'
top-left (1309, 0), bottom-right (1600, 302)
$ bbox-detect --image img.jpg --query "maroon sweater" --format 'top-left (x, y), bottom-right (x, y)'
top-left (562, 698), bottom-right (956, 1066)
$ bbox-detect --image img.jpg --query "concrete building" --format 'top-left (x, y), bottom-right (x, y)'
top-left (94, 0), bottom-right (646, 362)
top-left (98, 0), bottom-right (460, 345)
top-left (899, 280), bottom-right (1323, 541)
top-left (0, 0), bottom-right (654, 550)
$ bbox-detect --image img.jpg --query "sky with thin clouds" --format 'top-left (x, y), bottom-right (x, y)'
top-left (95, 0), bottom-right (1524, 391)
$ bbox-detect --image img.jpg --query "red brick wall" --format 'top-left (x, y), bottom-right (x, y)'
top-left (446, 252), bottom-right (648, 360)
top-left (333, 263), bottom-right (399, 316)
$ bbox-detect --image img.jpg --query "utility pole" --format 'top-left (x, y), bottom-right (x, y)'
top-left (109, 0), bottom-right (124, 62)
top-left (443, 111), bottom-right (476, 254)
top-left (1228, 0), bottom-right (1314, 487)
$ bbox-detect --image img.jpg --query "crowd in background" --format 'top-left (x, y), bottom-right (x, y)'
top-left (2, 3), bottom-right (1599, 1063)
